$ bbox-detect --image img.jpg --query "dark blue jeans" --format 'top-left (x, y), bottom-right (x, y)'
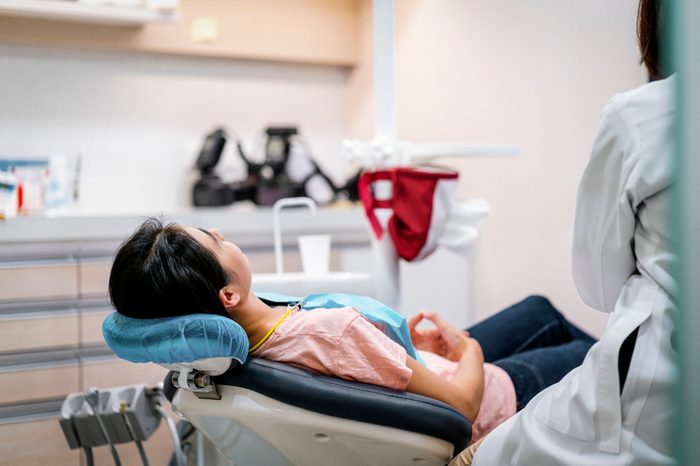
top-left (466, 295), bottom-right (596, 410)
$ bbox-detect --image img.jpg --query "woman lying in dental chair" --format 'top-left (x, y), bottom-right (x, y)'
top-left (108, 218), bottom-right (594, 443)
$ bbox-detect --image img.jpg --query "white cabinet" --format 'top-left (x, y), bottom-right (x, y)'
top-left (0, 0), bottom-right (179, 26)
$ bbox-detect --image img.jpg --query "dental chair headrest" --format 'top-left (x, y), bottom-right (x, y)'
top-left (102, 312), bottom-right (248, 375)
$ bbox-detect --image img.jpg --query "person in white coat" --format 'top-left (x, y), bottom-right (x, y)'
top-left (452, 0), bottom-right (677, 464)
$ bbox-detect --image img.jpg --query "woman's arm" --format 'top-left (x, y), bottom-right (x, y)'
top-left (331, 310), bottom-right (484, 419)
top-left (405, 337), bottom-right (484, 421)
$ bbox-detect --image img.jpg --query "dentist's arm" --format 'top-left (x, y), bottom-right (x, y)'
top-left (405, 333), bottom-right (484, 421)
top-left (572, 100), bottom-right (639, 313)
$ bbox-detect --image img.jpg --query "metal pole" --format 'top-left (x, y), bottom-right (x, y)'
top-left (674, 0), bottom-right (700, 463)
top-left (369, 0), bottom-right (401, 309)
top-left (373, 0), bottom-right (396, 143)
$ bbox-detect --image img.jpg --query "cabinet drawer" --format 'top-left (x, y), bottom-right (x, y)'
top-left (0, 313), bottom-right (79, 353)
top-left (0, 418), bottom-right (80, 466)
top-left (0, 365), bottom-right (80, 404)
top-left (82, 359), bottom-right (168, 390)
top-left (80, 260), bottom-right (112, 297)
top-left (0, 261), bottom-right (78, 302)
top-left (81, 310), bottom-right (110, 345)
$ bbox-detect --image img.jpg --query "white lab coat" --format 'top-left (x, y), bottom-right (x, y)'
top-left (473, 76), bottom-right (677, 466)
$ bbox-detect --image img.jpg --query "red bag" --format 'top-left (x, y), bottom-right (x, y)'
top-left (358, 166), bottom-right (459, 261)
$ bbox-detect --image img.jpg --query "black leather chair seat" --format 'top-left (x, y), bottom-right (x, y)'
top-left (209, 357), bottom-right (473, 453)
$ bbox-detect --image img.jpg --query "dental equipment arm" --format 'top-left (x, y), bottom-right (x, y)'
top-left (83, 447), bottom-right (95, 466)
top-left (59, 383), bottom-right (167, 465)
top-left (154, 403), bottom-right (184, 466)
top-left (85, 387), bottom-right (122, 466)
top-left (119, 400), bottom-right (149, 466)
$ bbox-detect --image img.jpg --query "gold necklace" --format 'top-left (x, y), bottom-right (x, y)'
top-left (248, 303), bottom-right (299, 353)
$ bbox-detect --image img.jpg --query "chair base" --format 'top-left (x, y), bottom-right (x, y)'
top-left (173, 385), bottom-right (455, 466)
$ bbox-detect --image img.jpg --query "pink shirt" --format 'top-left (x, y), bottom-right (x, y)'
top-left (252, 306), bottom-right (413, 390)
top-left (252, 306), bottom-right (516, 442)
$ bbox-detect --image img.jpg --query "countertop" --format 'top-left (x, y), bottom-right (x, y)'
top-left (0, 205), bottom-right (371, 259)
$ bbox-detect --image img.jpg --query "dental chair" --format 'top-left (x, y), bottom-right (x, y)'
top-left (103, 298), bottom-right (472, 466)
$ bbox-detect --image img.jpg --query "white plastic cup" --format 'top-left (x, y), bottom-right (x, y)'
top-left (298, 235), bottom-right (331, 275)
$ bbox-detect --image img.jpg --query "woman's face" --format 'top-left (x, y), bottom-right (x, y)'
top-left (184, 226), bottom-right (252, 300)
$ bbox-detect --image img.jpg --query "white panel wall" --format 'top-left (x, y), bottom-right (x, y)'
top-left (0, 44), bottom-right (352, 213)
top-left (388, 0), bottom-right (647, 335)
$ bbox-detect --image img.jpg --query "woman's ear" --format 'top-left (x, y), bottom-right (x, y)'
top-left (218, 286), bottom-right (241, 308)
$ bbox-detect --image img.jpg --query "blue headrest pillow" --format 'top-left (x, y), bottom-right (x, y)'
top-left (102, 312), bottom-right (249, 365)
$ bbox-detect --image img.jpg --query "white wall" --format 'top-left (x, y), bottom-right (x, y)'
top-left (388, 0), bottom-right (647, 335)
top-left (0, 44), bottom-right (352, 213)
top-left (1, 1), bottom-right (647, 336)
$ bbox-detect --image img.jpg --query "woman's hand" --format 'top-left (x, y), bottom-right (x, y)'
top-left (408, 312), bottom-right (446, 354)
top-left (408, 312), bottom-right (471, 362)
top-left (424, 312), bottom-right (470, 361)
top-left (405, 318), bottom-right (485, 420)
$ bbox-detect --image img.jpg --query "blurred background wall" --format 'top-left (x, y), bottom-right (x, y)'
top-left (0, 0), bottom-right (646, 334)
top-left (0, 44), bottom-right (352, 213)
top-left (347, 0), bottom-right (646, 335)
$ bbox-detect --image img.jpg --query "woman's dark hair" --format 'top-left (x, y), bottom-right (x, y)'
top-left (109, 218), bottom-right (230, 319)
top-left (638, 0), bottom-right (670, 80)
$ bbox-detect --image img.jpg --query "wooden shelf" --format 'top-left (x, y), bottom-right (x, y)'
top-left (0, 0), bottom-right (179, 26)
top-left (0, 0), bottom-right (360, 66)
